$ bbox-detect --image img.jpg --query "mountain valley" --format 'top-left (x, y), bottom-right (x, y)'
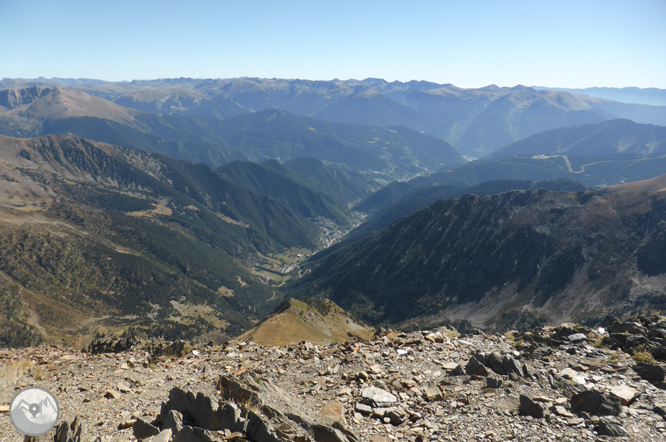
top-left (290, 175), bottom-right (666, 331)
top-left (0, 77), bottom-right (665, 354)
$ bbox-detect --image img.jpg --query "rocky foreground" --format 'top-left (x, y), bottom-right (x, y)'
top-left (2, 317), bottom-right (666, 441)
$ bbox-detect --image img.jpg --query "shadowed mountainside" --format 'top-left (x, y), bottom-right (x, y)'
top-left (350, 178), bottom-right (588, 237)
top-left (289, 178), bottom-right (666, 330)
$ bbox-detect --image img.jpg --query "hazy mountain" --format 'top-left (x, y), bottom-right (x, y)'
top-left (215, 160), bottom-right (350, 225)
top-left (112, 87), bottom-right (247, 120)
top-left (7, 77), bottom-right (666, 157)
top-left (289, 178), bottom-right (666, 329)
top-left (537, 86), bottom-right (666, 107)
top-left (209, 109), bottom-right (464, 174)
top-left (282, 157), bottom-right (377, 204)
top-left (0, 88), bottom-right (463, 177)
top-left (425, 153), bottom-right (666, 188)
top-left (489, 119), bottom-right (666, 159)
top-left (355, 147), bottom-right (666, 216)
top-left (0, 134), bottom-right (325, 346)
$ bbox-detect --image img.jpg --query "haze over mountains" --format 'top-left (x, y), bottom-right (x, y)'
top-left (1, 76), bottom-right (666, 346)
top-left (2, 78), bottom-right (666, 157)
top-left (536, 86), bottom-right (666, 107)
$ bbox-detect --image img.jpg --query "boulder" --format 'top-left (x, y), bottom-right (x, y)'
top-left (609, 384), bottom-right (639, 405)
top-left (360, 387), bottom-right (397, 408)
top-left (570, 390), bottom-right (621, 416)
top-left (519, 395), bottom-right (546, 418)
top-left (318, 401), bottom-right (343, 426)
top-left (385, 408), bottom-right (407, 425)
top-left (313, 425), bottom-right (350, 442)
top-left (486, 376), bottom-right (503, 389)
top-left (633, 363), bottom-right (666, 382)
top-left (596, 417), bottom-right (629, 437)
top-left (133, 418), bottom-right (161, 440)
top-left (465, 356), bottom-right (489, 376)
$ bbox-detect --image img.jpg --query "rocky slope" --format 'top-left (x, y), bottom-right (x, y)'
top-left (2, 316), bottom-right (666, 441)
top-left (290, 177), bottom-right (666, 330)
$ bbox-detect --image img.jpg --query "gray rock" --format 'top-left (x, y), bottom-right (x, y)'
top-left (162, 409), bottom-right (183, 433)
top-left (166, 388), bottom-right (244, 432)
top-left (567, 333), bottom-right (588, 343)
top-left (172, 426), bottom-right (211, 442)
top-left (360, 387), bottom-right (397, 407)
top-left (570, 390), bottom-right (621, 416)
top-left (519, 395), bottom-right (546, 418)
top-left (151, 429), bottom-right (173, 442)
top-left (465, 356), bottom-right (489, 376)
top-left (633, 363), bottom-right (666, 382)
top-left (354, 403), bottom-right (372, 414)
top-left (314, 424), bottom-right (350, 442)
top-left (653, 402), bottom-right (666, 416)
top-left (522, 363), bottom-right (535, 379)
top-left (451, 364), bottom-right (466, 376)
top-left (423, 386), bottom-right (443, 401)
top-left (486, 376), bottom-right (503, 389)
top-left (133, 418), bottom-right (161, 440)
top-left (386, 408), bottom-right (407, 425)
top-left (531, 347), bottom-right (552, 359)
top-left (501, 355), bottom-right (524, 378)
top-left (596, 417), bottom-right (629, 437)
top-left (484, 353), bottom-right (507, 376)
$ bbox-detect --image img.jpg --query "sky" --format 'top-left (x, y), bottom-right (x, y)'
top-left (1, 0), bottom-right (665, 88)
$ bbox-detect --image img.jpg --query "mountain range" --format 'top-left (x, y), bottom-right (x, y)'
top-left (0, 87), bottom-right (463, 178)
top-left (3, 78), bottom-right (666, 157)
top-left (536, 86), bottom-right (666, 107)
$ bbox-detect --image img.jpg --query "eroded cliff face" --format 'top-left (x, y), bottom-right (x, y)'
top-left (0, 87), bottom-right (51, 110)
top-left (291, 185), bottom-right (666, 330)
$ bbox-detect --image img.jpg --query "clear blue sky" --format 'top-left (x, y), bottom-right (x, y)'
top-left (2, 0), bottom-right (665, 88)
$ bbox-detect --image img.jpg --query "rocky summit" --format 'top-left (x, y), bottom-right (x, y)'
top-left (2, 316), bottom-right (666, 441)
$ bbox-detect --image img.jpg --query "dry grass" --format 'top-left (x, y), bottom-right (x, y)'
top-left (235, 299), bottom-right (374, 346)
top-left (633, 350), bottom-right (656, 364)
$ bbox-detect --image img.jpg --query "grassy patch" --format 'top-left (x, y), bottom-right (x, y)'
top-left (633, 350), bottom-right (656, 364)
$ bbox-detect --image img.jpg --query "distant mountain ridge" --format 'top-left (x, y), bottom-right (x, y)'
top-left (536, 86), bottom-right (666, 107)
top-left (489, 119), bottom-right (666, 159)
top-left (3, 78), bottom-right (666, 157)
top-left (0, 88), bottom-right (463, 178)
top-left (350, 178), bottom-right (588, 237)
